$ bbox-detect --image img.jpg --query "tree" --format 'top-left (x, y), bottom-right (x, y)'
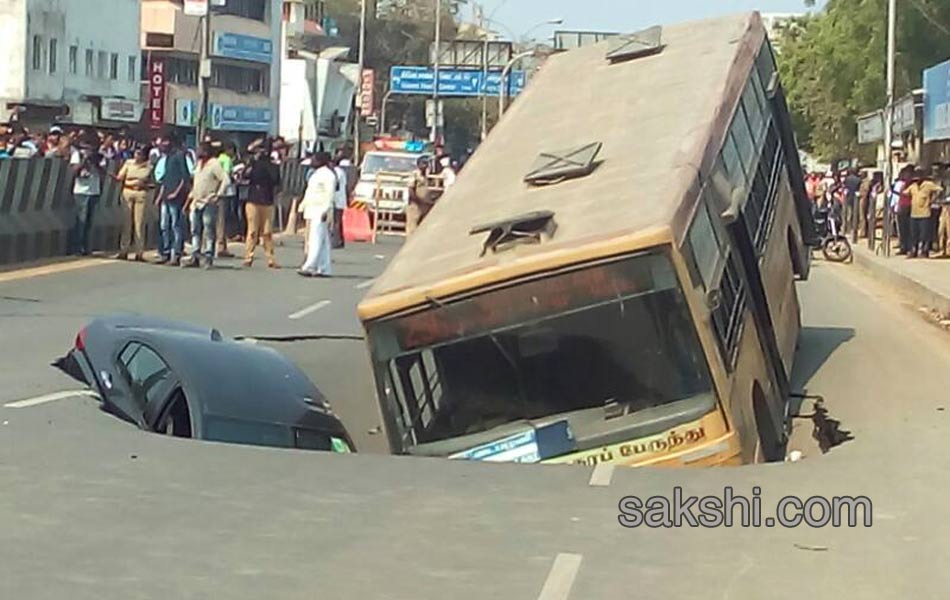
top-left (776, 0), bottom-right (950, 160)
top-left (326, 0), bottom-right (482, 148)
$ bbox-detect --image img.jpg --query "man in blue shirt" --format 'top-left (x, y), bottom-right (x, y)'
top-left (155, 136), bottom-right (192, 265)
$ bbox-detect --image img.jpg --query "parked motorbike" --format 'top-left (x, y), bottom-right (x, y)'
top-left (813, 205), bottom-right (852, 262)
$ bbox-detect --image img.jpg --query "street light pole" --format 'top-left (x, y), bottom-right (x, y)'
top-left (432, 0), bottom-right (442, 143)
top-left (197, 8), bottom-right (213, 142)
top-left (354, 0), bottom-right (367, 164)
top-left (498, 50), bottom-right (536, 118)
top-left (881, 0), bottom-right (897, 256)
top-left (480, 8), bottom-right (489, 141)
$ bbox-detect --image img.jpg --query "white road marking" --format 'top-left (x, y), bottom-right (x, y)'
top-left (4, 390), bottom-right (100, 409)
top-left (355, 279), bottom-right (375, 290)
top-left (288, 300), bottom-right (332, 320)
top-left (537, 553), bottom-right (583, 600)
top-left (588, 464), bottom-right (615, 487)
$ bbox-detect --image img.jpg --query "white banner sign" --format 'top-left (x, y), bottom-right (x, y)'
top-left (184, 0), bottom-right (208, 17)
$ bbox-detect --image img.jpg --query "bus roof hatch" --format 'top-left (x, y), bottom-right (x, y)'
top-left (524, 142), bottom-right (603, 186)
top-left (470, 211), bottom-right (557, 257)
top-left (605, 26), bottom-right (664, 63)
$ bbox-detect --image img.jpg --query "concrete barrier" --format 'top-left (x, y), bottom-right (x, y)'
top-left (0, 157), bottom-right (318, 266)
top-left (0, 157), bottom-right (160, 266)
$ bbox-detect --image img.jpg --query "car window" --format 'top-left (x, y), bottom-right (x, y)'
top-left (119, 342), bottom-right (172, 405)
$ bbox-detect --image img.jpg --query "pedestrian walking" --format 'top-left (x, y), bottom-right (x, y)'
top-left (184, 142), bottom-right (230, 269)
top-left (215, 143), bottom-right (237, 258)
top-left (155, 137), bottom-right (192, 266)
top-left (69, 141), bottom-right (105, 256)
top-left (243, 142), bottom-right (282, 269)
top-left (331, 153), bottom-right (349, 249)
top-left (111, 147), bottom-right (153, 261)
top-left (906, 169), bottom-right (944, 259)
top-left (298, 152), bottom-right (335, 278)
top-left (406, 156), bottom-right (432, 236)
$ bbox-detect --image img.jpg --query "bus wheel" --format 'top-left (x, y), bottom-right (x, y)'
top-left (753, 382), bottom-right (785, 463)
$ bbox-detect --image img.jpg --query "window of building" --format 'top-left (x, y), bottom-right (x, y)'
top-left (32, 35), bottom-right (42, 71)
top-left (69, 45), bottom-right (78, 74)
top-left (128, 56), bottom-right (136, 82)
top-left (49, 38), bottom-right (57, 74)
top-left (145, 32), bottom-right (174, 48)
top-left (110, 53), bottom-right (119, 80)
top-left (217, 0), bottom-right (266, 21)
top-left (211, 63), bottom-right (268, 94)
top-left (98, 50), bottom-right (107, 78)
top-left (164, 57), bottom-right (199, 86)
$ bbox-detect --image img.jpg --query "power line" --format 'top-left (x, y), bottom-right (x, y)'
top-left (906, 0), bottom-right (950, 37)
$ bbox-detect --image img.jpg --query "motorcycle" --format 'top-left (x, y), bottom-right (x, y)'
top-left (813, 204), bottom-right (852, 262)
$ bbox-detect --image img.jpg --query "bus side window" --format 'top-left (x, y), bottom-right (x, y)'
top-left (394, 350), bottom-right (445, 441)
top-left (687, 194), bottom-right (723, 292)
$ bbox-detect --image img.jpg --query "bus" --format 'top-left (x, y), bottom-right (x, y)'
top-left (356, 13), bottom-right (816, 468)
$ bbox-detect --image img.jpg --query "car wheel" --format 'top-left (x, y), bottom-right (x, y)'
top-left (158, 396), bottom-right (192, 439)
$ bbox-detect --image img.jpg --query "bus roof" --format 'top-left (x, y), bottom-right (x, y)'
top-left (359, 13), bottom-right (766, 322)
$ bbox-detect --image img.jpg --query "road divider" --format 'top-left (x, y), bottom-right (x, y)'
top-left (288, 300), bottom-right (332, 320)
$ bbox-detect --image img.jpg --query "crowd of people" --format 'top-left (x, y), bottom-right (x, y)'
top-left (3, 123), bottom-right (466, 276)
top-left (805, 164), bottom-right (949, 259)
top-left (1, 122), bottom-right (350, 273)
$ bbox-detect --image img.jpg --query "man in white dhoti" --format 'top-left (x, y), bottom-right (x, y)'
top-left (298, 152), bottom-right (336, 278)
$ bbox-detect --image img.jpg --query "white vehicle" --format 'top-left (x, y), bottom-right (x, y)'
top-left (354, 151), bottom-right (430, 214)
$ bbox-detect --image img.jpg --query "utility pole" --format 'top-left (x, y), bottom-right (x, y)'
top-left (881, 0), bottom-right (897, 256)
top-left (480, 4), bottom-right (489, 141)
top-left (431, 0), bottom-right (442, 143)
top-left (354, 0), bottom-right (367, 164)
top-left (197, 7), bottom-right (213, 143)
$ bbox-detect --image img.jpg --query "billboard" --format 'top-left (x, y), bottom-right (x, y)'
top-left (430, 40), bottom-right (513, 70)
top-left (212, 32), bottom-right (273, 64)
top-left (360, 69), bottom-right (375, 116)
top-left (390, 66), bottom-right (526, 97)
top-left (924, 59), bottom-right (950, 142)
top-left (147, 58), bottom-right (166, 130)
top-left (553, 30), bottom-right (620, 51)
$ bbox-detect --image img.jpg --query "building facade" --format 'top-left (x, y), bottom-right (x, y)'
top-left (280, 0), bottom-right (357, 154)
top-left (141, 0), bottom-right (282, 145)
top-left (0, 0), bottom-right (142, 128)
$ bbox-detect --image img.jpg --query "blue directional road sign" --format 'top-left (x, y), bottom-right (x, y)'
top-left (390, 66), bottom-right (526, 98)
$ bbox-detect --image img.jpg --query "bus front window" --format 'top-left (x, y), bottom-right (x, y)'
top-left (369, 252), bottom-right (717, 455)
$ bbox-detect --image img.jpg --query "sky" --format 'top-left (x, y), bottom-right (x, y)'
top-left (463, 0), bottom-right (828, 42)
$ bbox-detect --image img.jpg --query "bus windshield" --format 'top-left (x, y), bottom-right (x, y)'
top-left (360, 153), bottom-right (420, 177)
top-left (367, 252), bottom-right (716, 455)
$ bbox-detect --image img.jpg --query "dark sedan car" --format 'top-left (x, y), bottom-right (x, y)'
top-left (55, 315), bottom-right (355, 453)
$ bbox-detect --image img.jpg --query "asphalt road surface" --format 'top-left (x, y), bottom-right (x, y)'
top-left (2, 243), bottom-right (950, 599)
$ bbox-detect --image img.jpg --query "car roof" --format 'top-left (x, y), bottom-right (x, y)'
top-left (92, 317), bottom-right (345, 433)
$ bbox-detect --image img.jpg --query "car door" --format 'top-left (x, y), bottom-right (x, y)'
top-left (114, 342), bottom-right (176, 429)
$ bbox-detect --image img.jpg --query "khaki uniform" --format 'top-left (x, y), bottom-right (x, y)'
top-left (938, 205), bottom-right (950, 257)
top-left (245, 203), bottom-right (276, 263)
top-left (407, 169), bottom-right (430, 236)
top-left (116, 159), bottom-right (153, 257)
